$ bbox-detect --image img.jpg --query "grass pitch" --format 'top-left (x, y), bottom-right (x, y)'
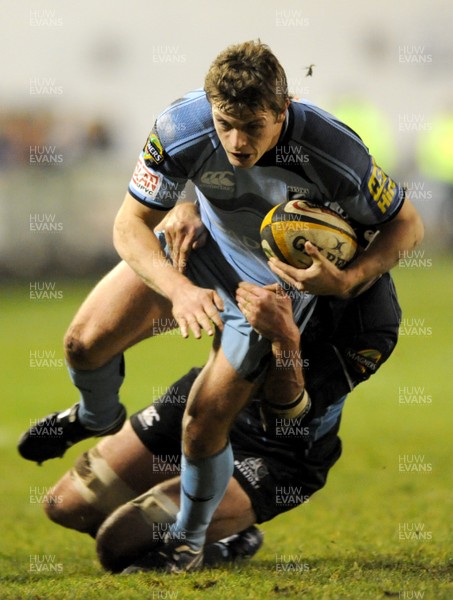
top-left (0, 256), bottom-right (452, 599)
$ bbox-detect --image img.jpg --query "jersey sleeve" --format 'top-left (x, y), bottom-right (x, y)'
top-left (296, 102), bottom-right (405, 226)
top-left (338, 154), bottom-right (404, 226)
top-left (128, 126), bottom-right (188, 210)
top-left (128, 90), bottom-right (215, 210)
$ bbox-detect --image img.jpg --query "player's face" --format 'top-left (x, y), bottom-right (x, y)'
top-left (212, 104), bottom-right (287, 168)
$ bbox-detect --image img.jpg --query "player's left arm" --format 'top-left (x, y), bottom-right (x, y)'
top-left (269, 196), bottom-right (424, 298)
top-left (340, 197), bottom-right (423, 296)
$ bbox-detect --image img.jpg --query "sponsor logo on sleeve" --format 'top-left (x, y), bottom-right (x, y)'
top-left (366, 158), bottom-right (398, 215)
top-left (345, 348), bottom-right (382, 375)
top-left (131, 155), bottom-right (162, 197)
top-left (143, 132), bottom-right (165, 165)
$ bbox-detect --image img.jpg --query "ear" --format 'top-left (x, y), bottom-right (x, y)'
top-left (276, 100), bottom-right (290, 122)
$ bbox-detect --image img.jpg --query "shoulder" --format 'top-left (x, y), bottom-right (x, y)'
top-left (155, 89), bottom-right (217, 156)
top-left (289, 100), bottom-right (403, 223)
top-left (290, 99), bottom-right (370, 174)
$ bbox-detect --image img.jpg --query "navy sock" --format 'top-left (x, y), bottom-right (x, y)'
top-left (67, 354), bottom-right (125, 430)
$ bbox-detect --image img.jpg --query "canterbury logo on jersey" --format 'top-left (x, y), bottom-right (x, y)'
top-left (200, 171), bottom-right (235, 188)
top-left (138, 405), bottom-right (161, 428)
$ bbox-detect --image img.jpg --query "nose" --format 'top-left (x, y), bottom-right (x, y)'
top-left (230, 129), bottom-right (248, 150)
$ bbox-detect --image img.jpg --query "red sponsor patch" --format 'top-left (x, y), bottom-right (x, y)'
top-left (131, 156), bottom-right (162, 197)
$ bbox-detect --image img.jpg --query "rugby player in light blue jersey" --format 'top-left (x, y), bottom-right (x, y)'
top-left (19, 40), bottom-right (423, 572)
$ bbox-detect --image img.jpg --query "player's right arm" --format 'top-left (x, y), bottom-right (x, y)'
top-left (114, 192), bottom-right (223, 338)
top-left (158, 201), bottom-right (208, 273)
top-left (236, 282), bottom-right (310, 421)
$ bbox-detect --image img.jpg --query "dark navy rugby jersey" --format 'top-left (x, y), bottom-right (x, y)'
top-left (128, 89), bottom-right (403, 285)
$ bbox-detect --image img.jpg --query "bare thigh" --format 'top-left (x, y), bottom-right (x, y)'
top-left (64, 261), bottom-right (175, 369)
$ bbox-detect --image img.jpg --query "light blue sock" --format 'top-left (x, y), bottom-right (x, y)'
top-left (67, 354), bottom-right (125, 430)
top-left (170, 442), bottom-right (234, 551)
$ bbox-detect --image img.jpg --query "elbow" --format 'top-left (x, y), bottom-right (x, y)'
top-left (413, 211), bottom-right (425, 248)
top-left (403, 196), bottom-right (425, 249)
top-left (112, 224), bottom-right (121, 256)
top-left (113, 214), bottom-right (127, 258)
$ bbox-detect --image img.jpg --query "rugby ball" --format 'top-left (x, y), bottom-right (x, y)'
top-left (260, 200), bottom-right (357, 269)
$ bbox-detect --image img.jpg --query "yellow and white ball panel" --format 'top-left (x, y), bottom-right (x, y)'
top-left (260, 200), bottom-right (358, 269)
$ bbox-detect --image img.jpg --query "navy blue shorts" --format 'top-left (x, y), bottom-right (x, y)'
top-left (130, 368), bottom-right (342, 523)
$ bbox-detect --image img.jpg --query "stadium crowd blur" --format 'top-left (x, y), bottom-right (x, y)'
top-left (2, 0), bottom-right (452, 282)
top-left (2, 96), bottom-right (450, 282)
top-left (0, 112), bottom-right (112, 169)
top-left (1, 109), bottom-right (124, 280)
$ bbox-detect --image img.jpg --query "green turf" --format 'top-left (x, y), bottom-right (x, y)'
top-left (0, 256), bottom-right (452, 599)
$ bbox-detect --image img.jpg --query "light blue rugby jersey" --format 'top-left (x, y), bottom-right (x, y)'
top-left (128, 89), bottom-right (404, 287)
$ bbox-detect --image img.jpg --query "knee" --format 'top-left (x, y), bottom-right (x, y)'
top-left (95, 504), bottom-right (152, 573)
top-left (42, 477), bottom-right (101, 537)
top-left (64, 325), bottom-right (101, 370)
top-left (42, 485), bottom-right (65, 524)
top-left (96, 485), bottom-right (178, 572)
top-left (44, 447), bottom-right (137, 538)
top-left (183, 409), bottom-right (231, 458)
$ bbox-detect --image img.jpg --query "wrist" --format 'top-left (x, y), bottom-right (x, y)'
top-left (341, 254), bottom-right (387, 298)
top-left (161, 270), bottom-right (194, 302)
top-left (270, 326), bottom-right (300, 349)
top-left (271, 332), bottom-right (303, 374)
top-left (338, 262), bottom-right (366, 299)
